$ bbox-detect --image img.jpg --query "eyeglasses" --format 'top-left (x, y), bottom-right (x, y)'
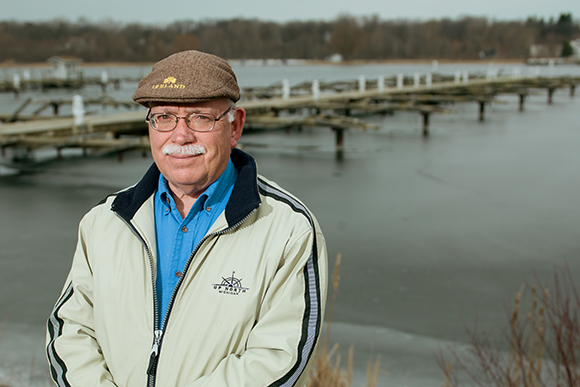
top-left (145, 107), bottom-right (232, 132)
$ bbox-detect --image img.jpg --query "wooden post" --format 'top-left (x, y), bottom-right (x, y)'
top-left (421, 112), bottom-right (430, 137)
top-left (478, 101), bottom-right (485, 121)
top-left (548, 88), bottom-right (555, 104)
top-left (571, 84), bottom-right (576, 97)
top-left (282, 79), bottom-right (290, 100)
top-left (52, 102), bottom-right (59, 116)
top-left (334, 128), bottom-right (344, 153)
top-left (519, 93), bottom-right (525, 111)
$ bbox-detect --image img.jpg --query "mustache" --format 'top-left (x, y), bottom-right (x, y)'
top-left (162, 144), bottom-right (206, 156)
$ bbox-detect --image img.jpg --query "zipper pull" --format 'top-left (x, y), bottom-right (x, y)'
top-left (147, 329), bottom-right (163, 375)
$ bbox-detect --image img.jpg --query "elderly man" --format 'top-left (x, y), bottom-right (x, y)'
top-left (46, 50), bottom-right (328, 387)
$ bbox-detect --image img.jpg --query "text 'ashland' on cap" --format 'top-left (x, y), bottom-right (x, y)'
top-left (132, 50), bottom-right (240, 106)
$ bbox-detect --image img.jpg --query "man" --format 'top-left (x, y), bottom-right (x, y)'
top-left (46, 50), bottom-right (328, 387)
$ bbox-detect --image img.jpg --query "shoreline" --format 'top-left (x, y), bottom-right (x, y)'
top-left (0, 57), bottom-right (531, 69)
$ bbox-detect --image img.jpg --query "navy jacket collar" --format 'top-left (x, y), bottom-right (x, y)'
top-left (111, 148), bottom-right (261, 228)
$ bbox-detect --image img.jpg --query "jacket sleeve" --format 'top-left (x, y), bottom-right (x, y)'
top-left (46, 216), bottom-right (118, 387)
top-left (186, 228), bottom-right (328, 387)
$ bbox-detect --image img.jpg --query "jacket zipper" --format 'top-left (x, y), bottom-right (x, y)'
top-left (118, 208), bottom-right (257, 387)
top-left (113, 213), bottom-right (161, 387)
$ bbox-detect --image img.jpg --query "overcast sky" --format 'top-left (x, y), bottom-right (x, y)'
top-left (1, 0), bottom-right (578, 23)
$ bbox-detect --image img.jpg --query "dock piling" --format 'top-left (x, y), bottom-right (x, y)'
top-left (397, 74), bottom-right (404, 89)
top-left (358, 75), bottom-right (366, 93)
top-left (478, 101), bottom-right (486, 121)
top-left (548, 88), bottom-right (555, 104)
top-left (421, 112), bottom-right (430, 137)
top-left (378, 76), bottom-right (385, 93)
top-left (334, 128), bottom-right (345, 153)
top-left (312, 80), bottom-right (320, 101)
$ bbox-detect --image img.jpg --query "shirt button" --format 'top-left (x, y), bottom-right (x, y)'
top-left (175, 271), bottom-right (182, 278)
top-left (181, 226), bottom-right (188, 233)
top-left (206, 207), bottom-right (211, 212)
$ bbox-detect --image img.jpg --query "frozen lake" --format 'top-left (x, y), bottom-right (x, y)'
top-left (1, 61), bottom-right (580, 386)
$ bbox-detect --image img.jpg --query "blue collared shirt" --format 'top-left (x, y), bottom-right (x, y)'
top-left (154, 159), bottom-right (238, 328)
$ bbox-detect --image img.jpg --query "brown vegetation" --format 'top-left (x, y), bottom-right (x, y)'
top-left (439, 264), bottom-right (580, 387)
top-left (0, 13), bottom-right (578, 63)
top-left (308, 253), bottom-right (382, 387)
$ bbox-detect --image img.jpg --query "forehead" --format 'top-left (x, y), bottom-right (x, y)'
top-left (150, 99), bottom-right (228, 111)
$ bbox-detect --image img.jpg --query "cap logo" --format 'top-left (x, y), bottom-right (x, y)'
top-left (152, 76), bottom-right (185, 89)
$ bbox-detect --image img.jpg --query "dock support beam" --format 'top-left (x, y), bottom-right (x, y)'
top-left (334, 128), bottom-right (344, 152)
top-left (421, 112), bottom-right (430, 137)
top-left (519, 94), bottom-right (526, 111)
top-left (548, 88), bottom-right (555, 104)
top-left (52, 103), bottom-right (60, 116)
top-left (478, 101), bottom-right (485, 121)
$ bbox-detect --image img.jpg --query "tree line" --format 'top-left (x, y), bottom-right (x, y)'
top-left (0, 13), bottom-right (577, 63)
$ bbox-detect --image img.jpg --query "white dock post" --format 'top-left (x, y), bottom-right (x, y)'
top-left (282, 79), bottom-right (290, 100)
top-left (548, 59), bottom-right (555, 77)
top-left (462, 70), bottom-right (469, 84)
top-left (426, 72), bottom-right (432, 88)
top-left (512, 67), bottom-right (521, 79)
top-left (358, 75), bottom-right (366, 92)
top-left (413, 72), bottom-right (420, 88)
top-left (396, 73), bottom-right (404, 89)
top-left (454, 70), bottom-right (461, 84)
top-left (72, 95), bottom-right (85, 127)
top-left (378, 75), bottom-right (385, 93)
top-left (13, 73), bottom-right (21, 89)
top-left (312, 79), bottom-right (320, 101)
top-left (101, 70), bottom-right (109, 84)
top-left (23, 70), bottom-right (31, 81)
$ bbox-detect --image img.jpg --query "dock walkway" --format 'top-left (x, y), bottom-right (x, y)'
top-left (1, 74), bottom-right (578, 161)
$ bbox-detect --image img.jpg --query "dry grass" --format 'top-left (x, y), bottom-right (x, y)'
top-left (308, 253), bottom-right (383, 387)
top-left (439, 264), bottom-right (580, 387)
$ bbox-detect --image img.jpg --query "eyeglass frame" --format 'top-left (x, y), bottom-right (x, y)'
top-left (145, 106), bottom-right (233, 132)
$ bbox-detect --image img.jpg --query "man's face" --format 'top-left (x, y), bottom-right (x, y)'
top-left (148, 98), bottom-right (244, 198)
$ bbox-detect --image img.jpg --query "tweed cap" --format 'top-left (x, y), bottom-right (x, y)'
top-left (132, 50), bottom-right (240, 106)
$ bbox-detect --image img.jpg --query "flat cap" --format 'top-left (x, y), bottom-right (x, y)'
top-left (132, 50), bottom-right (240, 106)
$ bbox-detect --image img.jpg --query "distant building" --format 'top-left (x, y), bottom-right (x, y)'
top-left (570, 39), bottom-right (580, 58)
top-left (47, 56), bottom-right (83, 80)
top-left (327, 53), bottom-right (343, 63)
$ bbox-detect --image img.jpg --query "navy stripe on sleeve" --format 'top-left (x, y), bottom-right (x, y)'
top-left (258, 178), bottom-right (323, 387)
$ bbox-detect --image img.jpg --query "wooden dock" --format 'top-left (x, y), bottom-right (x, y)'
top-left (1, 73), bottom-right (578, 162)
top-left (0, 75), bottom-right (138, 95)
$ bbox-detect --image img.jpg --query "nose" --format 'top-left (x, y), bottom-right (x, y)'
top-left (170, 116), bottom-right (196, 144)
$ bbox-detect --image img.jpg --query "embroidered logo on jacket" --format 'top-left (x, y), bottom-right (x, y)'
top-left (213, 272), bottom-right (249, 295)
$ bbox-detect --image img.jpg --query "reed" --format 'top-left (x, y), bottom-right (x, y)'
top-left (308, 253), bottom-right (383, 387)
top-left (438, 264), bottom-right (580, 387)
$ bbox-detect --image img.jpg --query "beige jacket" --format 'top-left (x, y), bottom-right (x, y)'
top-left (47, 149), bottom-right (328, 387)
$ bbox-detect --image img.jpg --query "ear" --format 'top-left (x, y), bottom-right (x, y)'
top-left (230, 107), bottom-right (246, 149)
